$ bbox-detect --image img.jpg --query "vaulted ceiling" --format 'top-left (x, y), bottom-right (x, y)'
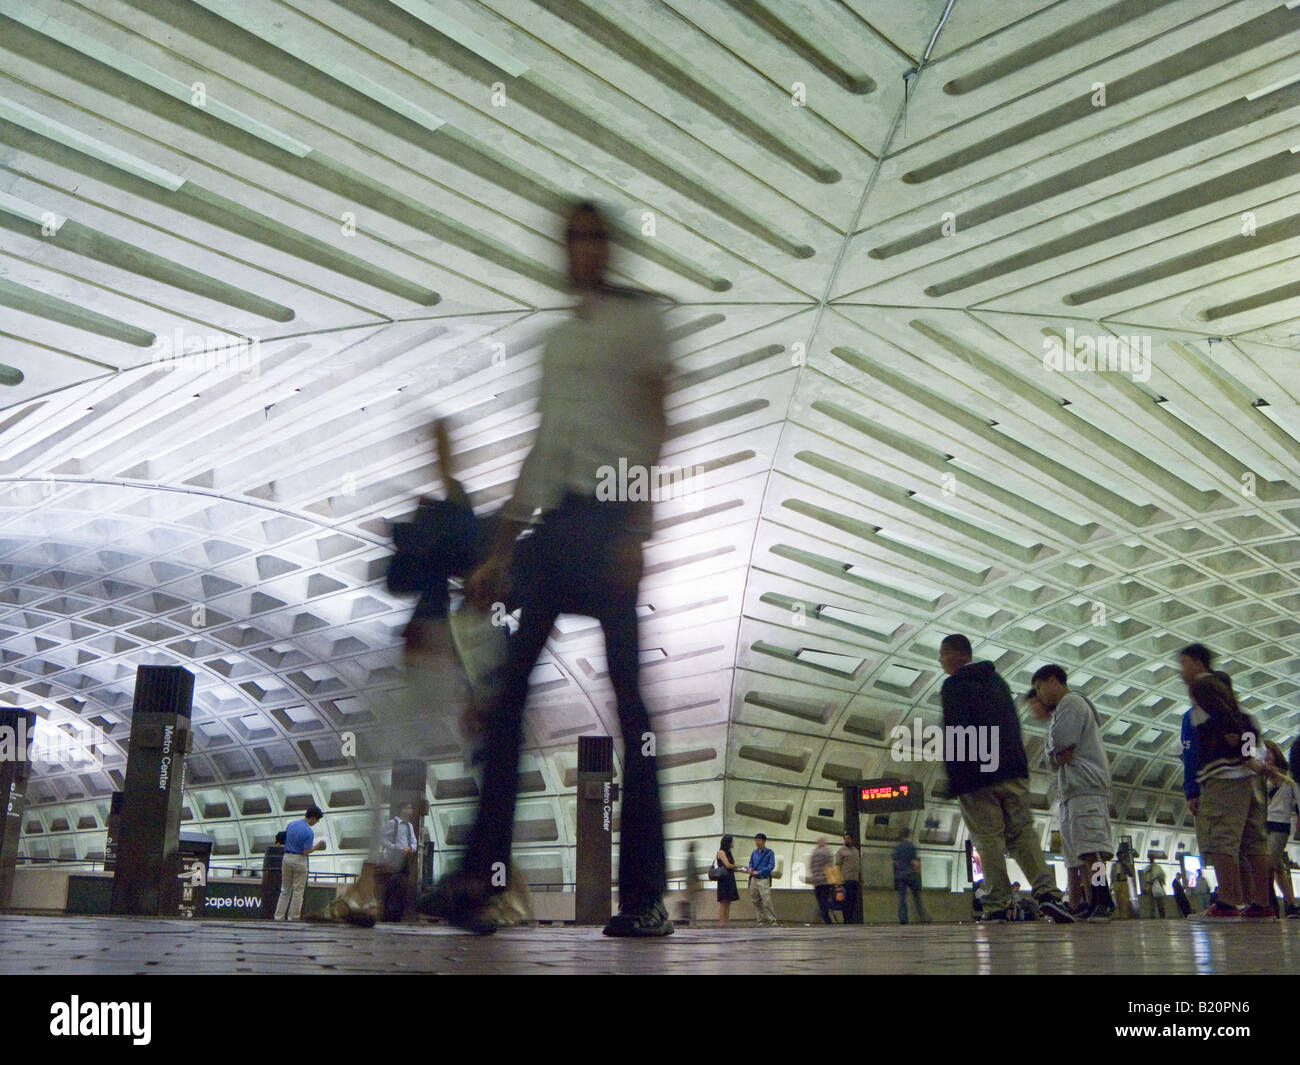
top-left (4, 0), bottom-right (1300, 887)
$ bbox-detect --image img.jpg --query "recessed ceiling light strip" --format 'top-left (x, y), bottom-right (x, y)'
top-left (0, 1), bottom-right (312, 156)
top-left (386, 0), bottom-right (528, 76)
top-left (190, 0), bottom-right (446, 134)
top-left (0, 95), bottom-right (185, 190)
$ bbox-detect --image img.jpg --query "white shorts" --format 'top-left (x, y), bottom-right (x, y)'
top-left (1060, 793), bottom-right (1114, 866)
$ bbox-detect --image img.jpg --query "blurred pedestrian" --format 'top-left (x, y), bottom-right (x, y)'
top-left (809, 836), bottom-right (833, 925)
top-left (429, 201), bottom-right (674, 937)
top-left (892, 828), bottom-right (928, 924)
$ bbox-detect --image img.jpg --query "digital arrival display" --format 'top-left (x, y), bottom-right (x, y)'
top-left (856, 779), bottom-right (925, 813)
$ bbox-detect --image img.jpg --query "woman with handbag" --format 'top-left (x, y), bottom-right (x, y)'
top-left (711, 834), bottom-right (740, 925)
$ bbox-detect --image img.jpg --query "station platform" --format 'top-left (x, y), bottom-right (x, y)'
top-left (3, 913), bottom-right (1298, 976)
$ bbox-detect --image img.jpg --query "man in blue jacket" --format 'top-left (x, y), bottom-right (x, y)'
top-left (939, 634), bottom-right (1073, 923)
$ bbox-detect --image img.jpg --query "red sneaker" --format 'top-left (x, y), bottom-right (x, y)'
top-left (1190, 903), bottom-right (1243, 921)
top-left (1241, 904), bottom-right (1277, 920)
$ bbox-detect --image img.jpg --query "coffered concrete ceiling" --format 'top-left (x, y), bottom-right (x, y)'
top-left (3, 0), bottom-right (1299, 885)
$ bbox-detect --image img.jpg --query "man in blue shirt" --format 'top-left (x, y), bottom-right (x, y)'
top-left (275, 805), bottom-right (325, 920)
top-left (746, 833), bottom-right (778, 926)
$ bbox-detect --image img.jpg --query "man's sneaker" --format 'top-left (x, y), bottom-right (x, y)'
top-left (1035, 895), bottom-right (1076, 923)
top-left (1286, 904), bottom-right (1300, 919)
top-left (1241, 903), bottom-right (1277, 921)
top-left (603, 896), bottom-right (675, 937)
top-left (980, 908), bottom-right (1011, 923)
top-left (1086, 902), bottom-right (1115, 922)
top-left (1191, 903), bottom-right (1243, 921)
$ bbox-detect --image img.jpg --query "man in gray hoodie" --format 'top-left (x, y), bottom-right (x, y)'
top-left (1030, 664), bottom-right (1116, 920)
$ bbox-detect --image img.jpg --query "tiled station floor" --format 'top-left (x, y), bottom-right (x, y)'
top-left (3, 914), bottom-right (1299, 974)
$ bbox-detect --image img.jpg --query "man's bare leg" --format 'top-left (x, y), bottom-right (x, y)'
top-left (1207, 852), bottom-right (1242, 906)
top-left (1067, 865), bottom-right (1084, 910)
top-left (1245, 853), bottom-right (1272, 909)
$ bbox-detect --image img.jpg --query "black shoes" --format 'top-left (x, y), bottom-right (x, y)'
top-left (603, 896), bottom-right (675, 937)
top-left (1035, 895), bottom-right (1076, 923)
top-left (417, 877), bottom-right (500, 936)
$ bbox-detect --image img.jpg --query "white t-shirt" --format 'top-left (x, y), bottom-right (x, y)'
top-left (504, 289), bottom-right (671, 538)
top-left (1267, 780), bottom-right (1296, 825)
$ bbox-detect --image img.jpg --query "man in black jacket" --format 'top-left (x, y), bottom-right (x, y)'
top-left (939, 634), bottom-right (1073, 923)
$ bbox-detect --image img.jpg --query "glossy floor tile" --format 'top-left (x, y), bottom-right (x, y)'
top-left (3, 915), bottom-right (1298, 975)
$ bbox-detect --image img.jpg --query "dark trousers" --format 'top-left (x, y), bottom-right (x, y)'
top-left (841, 880), bottom-right (861, 924)
top-left (814, 884), bottom-right (834, 924)
top-left (460, 496), bottom-right (666, 906)
top-left (896, 873), bottom-right (928, 924)
top-left (379, 860), bottom-right (410, 922)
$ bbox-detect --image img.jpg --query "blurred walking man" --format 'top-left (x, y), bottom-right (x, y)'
top-left (809, 835), bottom-right (833, 924)
top-left (432, 201), bottom-right (674, 936)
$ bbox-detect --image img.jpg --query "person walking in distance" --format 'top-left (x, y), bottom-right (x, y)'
top-left (746, 834), bottom-right (778, 926)
top-left (713, 835), bottom-right (740, 926)
top-left (939, 634), bottom-right (1073, 923)
top-left (892, 828), bottom-right (929, 924)
top-left (837, 832), bottom-right (861, 924)
top-left (1171, 872), bottom-right (1192, 918)
top-left (1111, 860), bottom-right (1132, 919)
top-left (1141, 859), bottom-right (1167, 919)
top-left (683, 841), bottom-right (703, 927)
top-left (1190, 869), bottom-right (1212, 912)
top-left (275, 805), bottom-right (326, 921)
top-left (1029, 665), bottom-right (1116, 920)
top-left (809, 836), bottom-right (834, 925)
top-left (430, 201), bottom-right (674, 937)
